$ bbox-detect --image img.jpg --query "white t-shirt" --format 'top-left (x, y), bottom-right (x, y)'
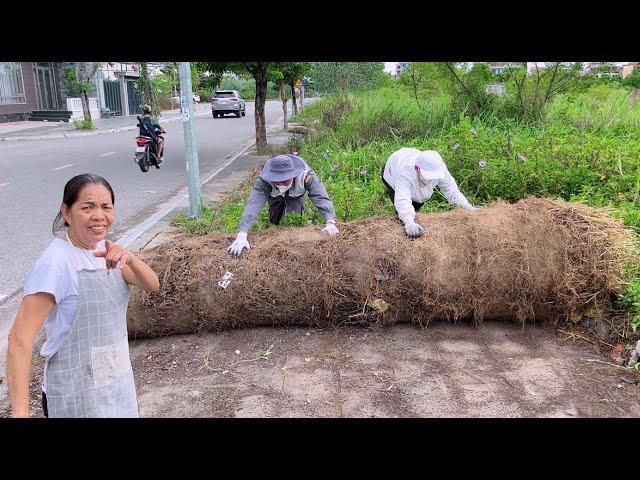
top-left (22, 236), bottom-right (118, 361)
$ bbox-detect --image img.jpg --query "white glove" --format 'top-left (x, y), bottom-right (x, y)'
top-left (320, 221), bottom-right (339, 236)
top-left (404, 220), bottom-right (424, 238)
top-left (227, 232), bottom-right (250, 258)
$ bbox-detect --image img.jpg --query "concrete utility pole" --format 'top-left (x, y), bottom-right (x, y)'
top-left (300, 84), bottom-right (304, 112)
top-left (178, 62), bottom-right (201, 218)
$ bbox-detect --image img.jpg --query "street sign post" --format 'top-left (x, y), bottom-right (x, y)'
top-left (296, 79), bottom-right (304, 112)
top-left (178, 62), bottom-right (202, 218)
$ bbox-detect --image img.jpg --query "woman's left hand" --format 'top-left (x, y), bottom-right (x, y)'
top-left (93, 240), bottom-right (132, 269)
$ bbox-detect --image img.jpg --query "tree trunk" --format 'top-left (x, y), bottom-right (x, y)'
top-left (290, 83), bottom-right (297, 115)
top-left (80, 90), bottom-right (92, 122)
top-left (139, 62), bottom-right (158, 117)
top-left (254, 67), bottom-right (268, 150)
top-left (279, 83), bottom-right (288, 130)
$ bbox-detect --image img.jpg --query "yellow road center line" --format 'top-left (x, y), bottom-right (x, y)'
top-left (100, 152), bottom-right (116, 157)
top-left (52, 163), bottom-right (74, 171)
top-left (0, 182), bottom-right (9, 188)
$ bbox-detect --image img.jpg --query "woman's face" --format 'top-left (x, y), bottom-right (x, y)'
top-left (61, 184), bottom-right (115, 248)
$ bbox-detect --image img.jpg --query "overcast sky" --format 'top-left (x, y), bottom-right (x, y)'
top-left (383, 62), bottom-right (632, 71)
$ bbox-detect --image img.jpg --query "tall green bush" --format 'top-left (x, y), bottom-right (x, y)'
top-left (216, 74), bottom-right (279, 100)
top-left (311, 62), bottom-right (384, 94)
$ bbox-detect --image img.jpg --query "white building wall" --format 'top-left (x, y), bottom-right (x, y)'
top-left (67, 97), bottom-right (100, 121)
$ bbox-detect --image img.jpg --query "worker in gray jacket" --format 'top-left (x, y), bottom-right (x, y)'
top-left (228, 154), bottom-right (339, 258)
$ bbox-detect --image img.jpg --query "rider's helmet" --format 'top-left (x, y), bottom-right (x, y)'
top-left (141, 104), bottom-right (152, 114)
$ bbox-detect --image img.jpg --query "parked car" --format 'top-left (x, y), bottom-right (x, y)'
top-left (193, 93), bottom-right (201, 103)
top-left (211, 90), bottom-right (246, 118)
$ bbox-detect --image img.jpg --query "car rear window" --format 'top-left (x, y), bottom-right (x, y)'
top-left (214, 91), bottom-right (236, 98)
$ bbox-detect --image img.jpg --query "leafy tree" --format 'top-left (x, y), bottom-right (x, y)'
top-left (271, 62), bottom-right (311, 124)
top-left (398, 62), bottom-right (451, 109)
top-left (194, 62), bottom-right (226, 92)
top-left (495, 64), bottom-right (525, 83)
top-left (197, 62), bottom-right (273, 149)
top-left (137, 62), bottom-right (159, 117)
top-left (244, 62), bottom-right (272, 149)
top-left (195, 62), bottom-right (312, 149)
top-left (63, 62), bottom-right (102, 123)
top-left (442, 62), bottom-right (497, 118)
top-left (467, 62), bottom-right (496, 84)
top-left (269, 68), bottom-right (289, 130)
top-left (198, 70), bottom-right (222, 95)
top-left (502, 62), bottom-right (579, 121)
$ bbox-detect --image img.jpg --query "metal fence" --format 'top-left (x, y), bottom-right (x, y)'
top-left (127, 79), bottom-right (143, 116)
top-left (103, 79), bottom-right (122, 115)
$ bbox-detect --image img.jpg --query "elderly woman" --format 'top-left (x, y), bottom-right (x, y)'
top-left (228, 154), bottom-right (339, 258)
top-left (6, 174), bottom-right (159, 418)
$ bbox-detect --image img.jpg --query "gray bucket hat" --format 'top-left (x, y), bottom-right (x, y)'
top-left (260, 154), bottom-right (305, 182)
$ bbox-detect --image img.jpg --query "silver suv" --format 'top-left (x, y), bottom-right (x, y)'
top-left (211, 90), bottom-right (246, 118)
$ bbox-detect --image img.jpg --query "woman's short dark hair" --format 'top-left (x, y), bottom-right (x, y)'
top-left (52, 174), bottom-right (115, 235)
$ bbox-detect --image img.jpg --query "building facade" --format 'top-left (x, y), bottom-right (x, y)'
top-left (0, 62), bottom-right (65, 122)
top-left (94, 62), bottom-right (143, 117)
top-left (393, 62), bottom-right (410, 78)
top-left (0, 61), bottom-right (147, 123)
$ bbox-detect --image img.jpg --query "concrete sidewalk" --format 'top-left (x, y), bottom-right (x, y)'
top-left (129, 322), bottom-right (640, 418)
top-left (0, 103), bottom-right (212, 141)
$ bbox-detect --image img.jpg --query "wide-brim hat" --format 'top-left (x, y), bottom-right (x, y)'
top-left (260, 154), bottom-right (305, 182)
top-left (415, 151), bottom-right (445, 181)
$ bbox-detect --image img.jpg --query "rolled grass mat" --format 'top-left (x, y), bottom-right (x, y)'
top-left (127, 197), bottom-right (636, 338)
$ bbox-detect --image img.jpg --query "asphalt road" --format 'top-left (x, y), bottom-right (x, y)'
top-left (0, 100), bottom-right (288, 301)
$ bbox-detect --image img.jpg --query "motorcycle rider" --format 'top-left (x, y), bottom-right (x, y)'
top-left (139, 104), bottom-right (164, 165)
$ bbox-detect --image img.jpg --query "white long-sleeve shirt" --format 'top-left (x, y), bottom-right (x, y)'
top-left (383, 148), bottom-right (475, 225)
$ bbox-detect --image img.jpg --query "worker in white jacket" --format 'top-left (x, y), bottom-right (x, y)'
top-left (382, 148), bottom-right (477, 237)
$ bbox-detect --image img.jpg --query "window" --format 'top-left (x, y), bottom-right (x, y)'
top-left (0, 62), bottom-right (26, 105)
top-left (214, 91), bottom-right (236, 98)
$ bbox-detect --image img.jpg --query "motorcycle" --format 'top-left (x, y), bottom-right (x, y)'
top-left (134, 115), bottom-right (166, 172)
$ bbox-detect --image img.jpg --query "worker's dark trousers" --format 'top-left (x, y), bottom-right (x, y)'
top-left (268, 194), bottom-right (305, 225)
top-left (381, 166), bottom-right (424, 213)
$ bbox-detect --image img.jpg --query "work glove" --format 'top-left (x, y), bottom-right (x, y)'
top-left (404, 220), bottom-right (425, 238)
top-left (227, 232), bottom-right (250, 258)
top-left (320, 221), bottom-right (339, 236)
